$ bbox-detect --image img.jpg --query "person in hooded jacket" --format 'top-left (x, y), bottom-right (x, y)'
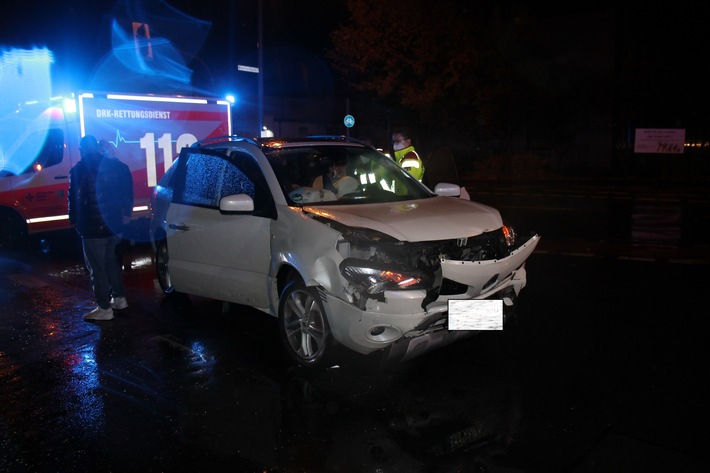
top-left (68, 135), bottom-right (133, 320)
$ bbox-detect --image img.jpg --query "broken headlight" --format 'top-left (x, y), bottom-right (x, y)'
top-left (502, 225), bottom-right (516, 247)
top-left (340, 258), bottom-right (433, 295)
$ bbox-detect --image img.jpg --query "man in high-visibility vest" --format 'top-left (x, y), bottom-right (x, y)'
top-left (392, 128), bottom-right (425, 181)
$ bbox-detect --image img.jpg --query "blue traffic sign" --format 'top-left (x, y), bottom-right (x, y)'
top-left (344, 114), bottom-right (355, 128)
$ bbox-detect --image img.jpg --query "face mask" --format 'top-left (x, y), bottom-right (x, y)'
top-left (393, 142), bottom-right (405, 151)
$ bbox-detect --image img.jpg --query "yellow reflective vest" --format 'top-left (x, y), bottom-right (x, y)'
top-left (394, 146), bottom-right (425, 181)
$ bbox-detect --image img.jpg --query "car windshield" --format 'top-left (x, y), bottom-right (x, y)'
top-left (265, 144), bottom-right (432, 205)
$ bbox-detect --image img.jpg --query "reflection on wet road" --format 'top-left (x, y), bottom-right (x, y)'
top-left (1, 239), bottom-right (528, 472)
top-left (474, 182), bottom-right (710, 264)
top-left (2, 184), bottom-right (709, 471)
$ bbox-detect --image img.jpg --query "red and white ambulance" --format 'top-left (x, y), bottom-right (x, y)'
top-left (0, 92), bottom-right (232, 246)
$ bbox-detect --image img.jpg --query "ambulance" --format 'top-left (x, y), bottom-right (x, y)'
top-left (0, 92), bottom-right (232, 247)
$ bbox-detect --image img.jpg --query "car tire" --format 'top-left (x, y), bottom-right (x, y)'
top-left (155, 239), bottom-right (178, 295)
top-left (278, 279), bottom-right (334, 369)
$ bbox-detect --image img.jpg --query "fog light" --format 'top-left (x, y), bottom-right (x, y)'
top-left (366, 325), bottom-right (402, 343)
top-left (370, 326), bottom-right (385, 336)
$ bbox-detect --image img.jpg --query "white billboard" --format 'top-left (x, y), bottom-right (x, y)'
top-left (634, 128), bottom-right (685, 154)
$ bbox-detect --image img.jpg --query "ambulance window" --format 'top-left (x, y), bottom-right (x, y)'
top-left (8, 128), bottom-right (64, 174)
top-left (31, 129), bottom-right (64, 171)
top-left (40, 129), bottom-right (64, 168)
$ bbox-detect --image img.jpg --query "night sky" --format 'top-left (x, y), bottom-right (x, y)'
top-left (1, 0), bottom-right (344, 94)
top-left (2, 1), bottom-right (709, 134)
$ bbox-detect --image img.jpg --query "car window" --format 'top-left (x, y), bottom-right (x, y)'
top-left (265, 145), bottom-right (432, 205)
top-left (177, 151), bottom-right (256, 208)
top-left (221, 159), bottom-right (256, 199)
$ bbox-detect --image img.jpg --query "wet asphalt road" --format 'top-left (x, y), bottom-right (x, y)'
top-left (1, 183), bottom-right (709, 472)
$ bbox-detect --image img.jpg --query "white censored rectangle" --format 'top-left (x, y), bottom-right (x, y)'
top-left (448, 300), bottom-right (503, 331)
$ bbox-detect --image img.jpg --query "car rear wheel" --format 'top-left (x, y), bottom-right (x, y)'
top-left (278, 279), bottom-right (333, 369)
top-left (156, 240), bottom-right (177, 294)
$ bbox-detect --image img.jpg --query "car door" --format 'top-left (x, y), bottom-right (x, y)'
top-left (166, 148), bottom-right (274, 308)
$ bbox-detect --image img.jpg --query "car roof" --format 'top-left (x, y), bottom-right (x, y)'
top-left (190, 135), bottom-right (374, 151)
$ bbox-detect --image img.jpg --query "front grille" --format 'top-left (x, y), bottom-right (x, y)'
top-left (438, 228), bottom-right (508, 262)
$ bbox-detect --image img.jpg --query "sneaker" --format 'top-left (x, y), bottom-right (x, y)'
top-left (110, 296), bottom-right (128, 310)
top-left (84, 306), bottom-right (114, 321)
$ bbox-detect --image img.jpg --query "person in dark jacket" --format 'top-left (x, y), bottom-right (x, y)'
top-left (68, 135), bottom-right (133, 320)
top-left (99, 138), bottom-right (131, 271)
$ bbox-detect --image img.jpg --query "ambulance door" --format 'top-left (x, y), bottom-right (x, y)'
top-left (11, 128), bottom-right (72, 233)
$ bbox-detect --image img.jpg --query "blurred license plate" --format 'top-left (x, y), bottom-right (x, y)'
top-left (448, 300), bottom-right (503, 331)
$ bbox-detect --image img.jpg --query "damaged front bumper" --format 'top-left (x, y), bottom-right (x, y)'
top-left (324, 234), bottom-right (541, 361)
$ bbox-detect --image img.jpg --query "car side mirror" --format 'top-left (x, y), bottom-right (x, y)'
top-left (433, 182), bottom-right (461, 197)
top-left (220, 194), bottom-right (254, 213)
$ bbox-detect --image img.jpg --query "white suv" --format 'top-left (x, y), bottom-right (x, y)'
top-left (150, 136), bottom-right (540, 368)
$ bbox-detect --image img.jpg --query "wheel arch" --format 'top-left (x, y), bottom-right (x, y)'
top-left (152, 226), bottom-right (167, 247)
top-left (275, 264), bottom-right (303, 298)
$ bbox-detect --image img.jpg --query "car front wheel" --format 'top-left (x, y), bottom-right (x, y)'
top-left (278, 280), bottom-right (333, 368)
top-left (156, 240), bottom-right (177, 295)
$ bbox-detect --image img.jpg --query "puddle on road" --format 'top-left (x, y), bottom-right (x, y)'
top-left (49, 264), bottom-right (87, 279)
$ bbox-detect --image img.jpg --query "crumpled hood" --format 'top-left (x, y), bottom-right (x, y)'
top-left (305, 196), bottom-right (503, 241)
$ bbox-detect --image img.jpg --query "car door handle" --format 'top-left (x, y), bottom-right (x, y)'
top-left (55, 175), bottom-right (68, 179)
top-left (169, 224), bottom-right (190, 231)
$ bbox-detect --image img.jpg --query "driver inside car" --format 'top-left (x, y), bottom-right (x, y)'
top-left (312, 158), bottom-right (358, 197)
